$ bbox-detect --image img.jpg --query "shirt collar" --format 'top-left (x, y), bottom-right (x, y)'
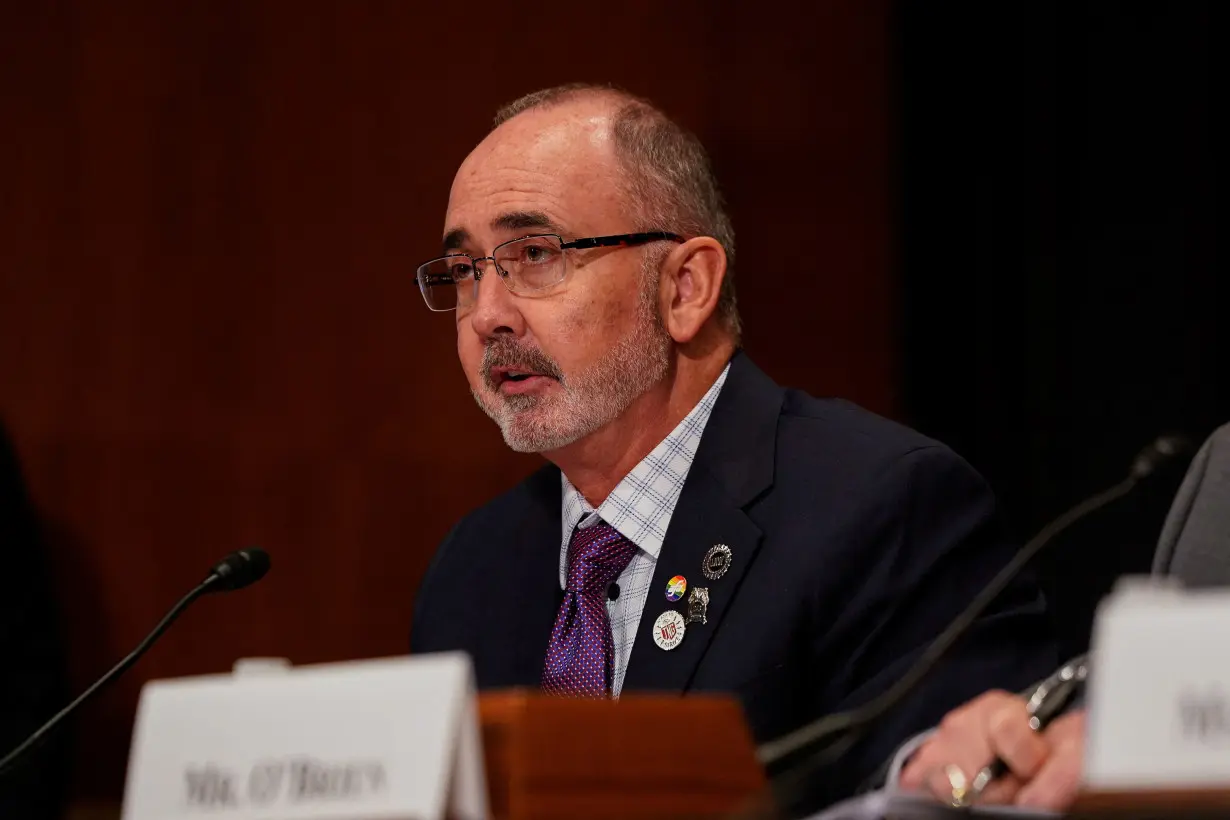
top-left (559, 363), bottom-right (731, 587)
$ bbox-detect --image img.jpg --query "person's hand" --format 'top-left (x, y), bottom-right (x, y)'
top-left (1013, 709), bottom-right (1084, 808)
top-left (899, 690), bottom-right (1086, 810)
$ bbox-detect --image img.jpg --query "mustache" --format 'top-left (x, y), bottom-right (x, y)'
top-left (481, 338), bottom-right (565, 390)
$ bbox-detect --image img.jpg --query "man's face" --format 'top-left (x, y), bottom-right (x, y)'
top-left (443, 103), bottom-right (672, 453)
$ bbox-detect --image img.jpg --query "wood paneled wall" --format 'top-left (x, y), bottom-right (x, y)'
top-left (0, 1), bottom-right (892, 800)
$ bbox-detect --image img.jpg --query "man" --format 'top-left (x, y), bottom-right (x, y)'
top-left (0, 420), bottom-right (70, 819)
top-left (898, 421), bottom-right (1230, 810)
top-left (409, 84), bottom-right (1057, 808)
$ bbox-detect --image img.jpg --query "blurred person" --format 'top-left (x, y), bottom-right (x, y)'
top-left (408, 84), bottom-right (1057, 809)
top-left (896, 421), bottom-right (1230, 810)
top-left (0, 420), bottom-right (70, 819)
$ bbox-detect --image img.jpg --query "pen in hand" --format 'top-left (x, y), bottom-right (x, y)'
top-left (966, 659), bottom-right (1088, 802)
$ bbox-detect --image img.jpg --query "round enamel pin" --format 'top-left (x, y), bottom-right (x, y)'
top-left (665, 575), bottom-right (688, 602)
top-left (702, 544), bottom-right (733, 580)
top-left (652, 610), bottom-right (686, 651)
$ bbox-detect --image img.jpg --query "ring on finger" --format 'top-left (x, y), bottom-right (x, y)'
top-left (944, 763), bottom-right (971, 807)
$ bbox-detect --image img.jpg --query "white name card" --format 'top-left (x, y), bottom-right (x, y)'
top-left (121, 653), bottom-right (488, 820)
top-left (1087, 579), bottom-right (1230, 789)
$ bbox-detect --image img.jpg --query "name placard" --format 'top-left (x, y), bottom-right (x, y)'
top-left (121, 653), bottom-right (487, 820)
top-left (1087, 580), bottom-right (1230, 790)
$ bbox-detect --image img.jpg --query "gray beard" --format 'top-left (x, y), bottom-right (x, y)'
top-left (471, 297), bottom-right (672, 454)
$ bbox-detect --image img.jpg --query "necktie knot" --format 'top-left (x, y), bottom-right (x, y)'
top-left (565, 522), bottom-right (637, 594)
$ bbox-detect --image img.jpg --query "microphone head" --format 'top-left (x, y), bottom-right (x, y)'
top-left (1130, 434), bottom-right (1195, 480)
top-left (204, 547), bottom-right (271, 592)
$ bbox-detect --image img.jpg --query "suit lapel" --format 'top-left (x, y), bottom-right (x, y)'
top-left (622, 352), bottom-right (784, 693)
top-left (622, 466), bottom-right (764, 691)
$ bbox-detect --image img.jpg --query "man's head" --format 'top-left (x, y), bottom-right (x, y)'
top-left (426, 84), bottom-right (738, 454)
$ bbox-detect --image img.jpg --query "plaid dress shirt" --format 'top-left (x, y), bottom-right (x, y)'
top-left (559, 363), bottom-right (730, 696)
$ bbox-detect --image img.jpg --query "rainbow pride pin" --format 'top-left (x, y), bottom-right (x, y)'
top-left (665, 575), bottom-right (688, 602)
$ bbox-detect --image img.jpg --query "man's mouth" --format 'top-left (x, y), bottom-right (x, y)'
top-left (490, 366), bottom-right (558, 394)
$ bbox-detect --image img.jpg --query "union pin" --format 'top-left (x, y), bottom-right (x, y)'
top-left (702, 544), bottom-right (733, 581)
top-left (687, 586), bottom-right (710, 625)
top-left (652, 609), bottom-right (686, 651)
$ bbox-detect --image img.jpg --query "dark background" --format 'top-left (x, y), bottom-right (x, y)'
top-left (897, 1), bottom-right (1228, 662)
top-left (0, 0), bottom-right (1225, 812)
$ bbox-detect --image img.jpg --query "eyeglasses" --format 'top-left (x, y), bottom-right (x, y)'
top-left (415, 231), bottom-right (684, 312)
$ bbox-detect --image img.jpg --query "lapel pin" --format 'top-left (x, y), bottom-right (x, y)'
top-left (665, 575), bottom-right (687, 602)
top-left (702, 544), bottom-right (733, 580)
top-left (652, 610), bottom-right (686, 651)
top-left (686, 586), bottom-right (710, 625)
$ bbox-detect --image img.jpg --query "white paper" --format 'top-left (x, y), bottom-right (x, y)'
top-left (121, 653), bottom-right (488, 820)
top-left (1087, 580), bottom-right (1230, 789)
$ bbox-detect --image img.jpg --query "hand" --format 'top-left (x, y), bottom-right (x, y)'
top-left (899, 690), bottom-right (1086, 810)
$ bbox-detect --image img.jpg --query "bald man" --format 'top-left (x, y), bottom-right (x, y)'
top-left (409, 84), bottom-right (1058, 809)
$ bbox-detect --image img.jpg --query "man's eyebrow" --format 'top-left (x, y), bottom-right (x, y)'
top-left (441, 212), bottom-right (566, 254)
top-left (491, 211), bottom-right (566, 236)
top-left (442, 228), bottom-right (469, 253)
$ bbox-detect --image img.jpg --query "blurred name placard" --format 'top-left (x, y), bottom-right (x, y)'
top-left (1087, 580), bottom-right (1230, 791)
top-left (121, 653), bottom-right (487, 820)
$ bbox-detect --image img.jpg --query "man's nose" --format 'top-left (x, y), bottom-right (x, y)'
top-left (468, 262), bottom-right (524, 339)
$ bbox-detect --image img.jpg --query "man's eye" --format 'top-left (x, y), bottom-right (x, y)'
top-left (520, 244), bottom-right (558, 265)
top-left (448, 262), bottom-right (475, 280)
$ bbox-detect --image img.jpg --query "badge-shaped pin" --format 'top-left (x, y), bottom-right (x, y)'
top-left (652, 610), bottom-right (686, 651)
top-left (687, 586), bottom-right (710, 625)
top-left (665, 575), bottom-right (687, 602)
top-left (702, 544), bottom-right (733, 580)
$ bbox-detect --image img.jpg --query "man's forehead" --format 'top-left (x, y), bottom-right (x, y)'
top-left (443, 106), bottom-right (625, 244)
top-left (481, 100), bottom-right (617, 163)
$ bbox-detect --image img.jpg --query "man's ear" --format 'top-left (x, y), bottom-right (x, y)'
top-left (659, 237), bottom-right (726, 344)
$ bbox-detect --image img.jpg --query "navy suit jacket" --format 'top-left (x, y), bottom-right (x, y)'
top-left (411, 353), bottom-right (1057, 808)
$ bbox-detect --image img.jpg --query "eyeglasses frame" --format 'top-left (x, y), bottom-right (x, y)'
top-left (415, 231), bottom-right (685, 312)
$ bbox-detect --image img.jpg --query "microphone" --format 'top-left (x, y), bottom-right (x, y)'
top-left (1131, 434), bottom-right (1191, 479)
top-left (755, 436), bottom-right (1192, 789)
top-left (0, 547), bottom-right (271, 777)
top-left (608, 583), bottom-right (621, 601)
top-left (205, 547), bottom-right (272, 592)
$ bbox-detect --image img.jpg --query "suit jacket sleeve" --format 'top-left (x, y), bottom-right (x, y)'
top-left (810, 445), bottom-right (1057, 806)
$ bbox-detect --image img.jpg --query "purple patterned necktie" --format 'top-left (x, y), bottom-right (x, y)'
top-left (541, 521), bottom-right (638, 697)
